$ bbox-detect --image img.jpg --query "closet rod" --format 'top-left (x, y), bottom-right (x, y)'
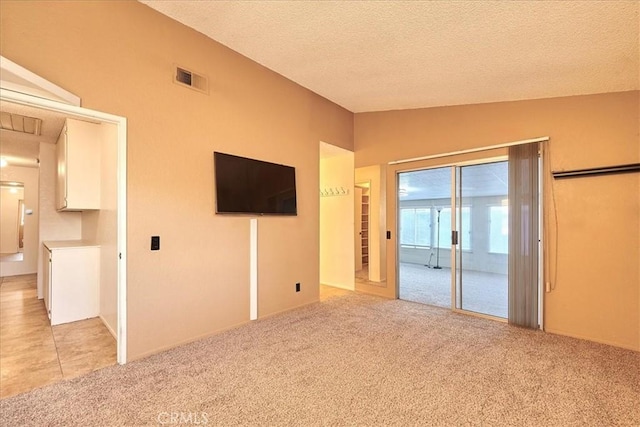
top-left (552, 163), bottom-right (640, 179)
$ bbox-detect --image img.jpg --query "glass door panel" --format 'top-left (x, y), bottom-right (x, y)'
top-left (398, 167), bottom-right (452, 307)
top-left (456, 161), bottom-right (509, 318)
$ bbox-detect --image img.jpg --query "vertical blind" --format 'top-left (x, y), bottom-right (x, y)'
top-left (508, 143), bottom-right (539, 328)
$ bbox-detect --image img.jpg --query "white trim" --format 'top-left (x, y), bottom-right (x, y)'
top-left (538, 155), bottom-right (544, 330)
top-left (0, 89), bottom-right (121, 123)
top-left (100, 314), bottom-right (117, 340)
top-left (388, 137), bottom-right (549, 165)
top-left (0, 56), bottom-right (81, 106)
top-left (450, 166), bottom-right (457, 310)
top-left (250, 218), bottom-right (258, 320)
top-left (116, 116), bottom-right (128, 364)
top-left (0, 89), bottom-right (128, 364)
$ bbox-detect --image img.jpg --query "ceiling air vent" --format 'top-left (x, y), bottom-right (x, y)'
top-left (0, 111), bottom-right (42, 135)
top-left (174, 65), bottom-right (208, 94)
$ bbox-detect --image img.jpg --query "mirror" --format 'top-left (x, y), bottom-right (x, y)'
top-left (0, 181), bottom-right (25, 262)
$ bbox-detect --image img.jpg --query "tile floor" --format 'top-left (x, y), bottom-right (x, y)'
top-left (0, 274), bottom-right (116, 399)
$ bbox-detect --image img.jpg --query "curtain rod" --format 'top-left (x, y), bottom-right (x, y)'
top-left (388, 136), bottom-right (549, 165)
top-left (552, 163), bottom-right (640, 179)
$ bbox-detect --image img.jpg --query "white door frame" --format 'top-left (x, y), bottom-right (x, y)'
top-left (1, 88), bottom-right (128, 364)
top-left (393, 150), bottom-right (545, 327)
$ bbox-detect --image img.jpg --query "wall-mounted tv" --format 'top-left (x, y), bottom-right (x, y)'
top-left (214, 152), bottom-right (297, 215)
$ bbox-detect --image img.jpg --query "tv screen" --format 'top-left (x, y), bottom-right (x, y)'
top-left (214, 152), bottom-right (297, 215)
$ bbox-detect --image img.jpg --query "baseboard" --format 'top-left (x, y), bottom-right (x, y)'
top-left (320, 282), bottom-right (354, 291)
top-left (355, 281), bottom-right (394, 298)
top-left (99, 315), bottom-right (117, 340)
top-left (544, 327), bottom-right (639, 352)
top-left (128, 299), bottom-right (320, 362)
top-left (128, 318), bottom-right (254, 362)
top-left (256, 299), bottom-right (319, 321)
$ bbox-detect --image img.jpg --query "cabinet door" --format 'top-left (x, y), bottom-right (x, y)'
top-left (56, 126), bottom-right (68, 210)
top-left (49, 247), bottom-right (100, 325)
top-left (56, 118), bottom-right (101, 211)
top-left (42, 246), bottom-right (52, 319)
top-left (65, 119), bottom-right (101, 210)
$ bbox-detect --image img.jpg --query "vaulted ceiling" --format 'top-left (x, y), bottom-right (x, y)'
top-left (141, 0), bottom-right (639, 113)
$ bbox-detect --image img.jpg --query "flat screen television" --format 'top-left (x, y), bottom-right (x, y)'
top-left (214, 152), bottom-right (297, 215)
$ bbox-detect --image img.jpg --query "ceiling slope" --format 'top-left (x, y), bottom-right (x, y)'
top-left (141, 1), bottom-right (639, 112)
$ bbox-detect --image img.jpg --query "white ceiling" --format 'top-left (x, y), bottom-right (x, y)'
top-left (0, 101), bottom-right (67, 166)
top-left (141, 0), bottom-right (639, 113)
top-left (399, 161), bottom-right (508, 201)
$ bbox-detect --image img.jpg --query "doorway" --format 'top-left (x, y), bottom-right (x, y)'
top-left (0, 183), bottom-right (26, 262)
top-left (17, 199), bottom-right (25, 251)
top-left (398, 166), bottom-right (452, 307)
top-left (456, 162), bottom-right (509, 318)
top-left (398, 160), bottom-right (510, 319)
top-left (319, 141), bottom-right (355, 291)
top-left (355, 182), bottom-right (370, 282)
top-left (1, 89), bottom-right (127, 364)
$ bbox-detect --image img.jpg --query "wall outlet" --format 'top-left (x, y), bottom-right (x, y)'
top-left (151, 236), bottom-right (160, 251)
top-left (295, 282), bottom-right (300, 292)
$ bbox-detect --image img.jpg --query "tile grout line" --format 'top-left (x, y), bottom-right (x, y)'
top-left (49, 322), bottom-right (66, 379)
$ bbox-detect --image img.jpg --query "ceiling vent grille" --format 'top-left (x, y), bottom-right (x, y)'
top-left (174, 65), bottom-right (208, 94)
top-left (0, 111), bottom-right (42, 135)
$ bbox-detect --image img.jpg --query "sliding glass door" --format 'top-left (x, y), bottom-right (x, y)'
top-left (455, 162), bottom-right (509, 318)
top-left (398, 160), bottom-right (518, 320)
top-left (398, 167), bottom-right (452, 308)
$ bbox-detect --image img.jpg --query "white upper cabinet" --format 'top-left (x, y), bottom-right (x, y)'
top-left (56, 118), bottom-right (101, 211)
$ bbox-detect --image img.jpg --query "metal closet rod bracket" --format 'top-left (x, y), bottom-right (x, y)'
top-left (551, 163), bottom-right (640, 179)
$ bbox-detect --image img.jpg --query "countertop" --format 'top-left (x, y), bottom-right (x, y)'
top-left (43, 240), bottom-right (100, 250)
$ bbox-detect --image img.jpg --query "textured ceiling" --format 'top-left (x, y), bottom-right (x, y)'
top-left (141, 0), bottom-right (639, 113)
top-left (0, 101), bottom-right (66, 166)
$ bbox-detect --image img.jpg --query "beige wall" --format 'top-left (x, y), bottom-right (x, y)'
top-left (320, 148), bottom-right (355, 290)
top-left (355, 91), bottom-right (640, 350)
top-left (3, 2), bottom-right (636, 355)
top-left (82, 122), bottom-right (119, 337)
top-left (0, 1), bottom-right (353, 359)
top-left (0, 165), bottom-right (39, 277)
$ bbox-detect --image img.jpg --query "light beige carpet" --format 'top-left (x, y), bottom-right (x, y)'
top-left (1, 288), bottom-right (638, 426)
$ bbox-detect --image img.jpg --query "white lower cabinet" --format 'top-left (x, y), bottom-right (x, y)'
top-left (43, 241), bottom-right (100, 326)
